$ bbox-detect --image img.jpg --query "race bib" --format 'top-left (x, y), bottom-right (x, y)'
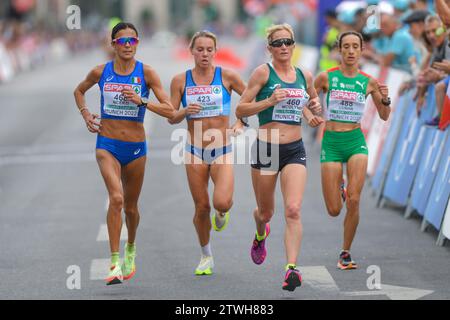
top-left (103, 83), bottom-right (141, 118)
top-left (272, 88), bottom-right (309, 122)
top-left (186, 85), bottom-right (223, 119)
top-left (327, 90), bottom-right (366, 123)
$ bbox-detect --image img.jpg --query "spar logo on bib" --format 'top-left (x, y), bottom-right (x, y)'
top-left (213, 86), bottom-right (222, 94)
top-left (283, 88), bottom-right (308, 98)
top-left (104, 83), bottom-right (141, 95)
top-left (187, 86), bottom-right (212, 95)
top-left (331, 90), bottom-right (364, 102)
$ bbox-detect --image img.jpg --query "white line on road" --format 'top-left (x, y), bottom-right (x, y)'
top-left (90, 259), bottom-right (111, 280)
top-left (301, 266), bottom-right (340, 293)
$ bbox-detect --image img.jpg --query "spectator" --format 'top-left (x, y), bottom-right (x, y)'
top-left (415, 15), bottom-right (448, 116)
top-left (366, 13), bottom-right (416, 71)
top-left (319, 9), bottom-right (340, 71)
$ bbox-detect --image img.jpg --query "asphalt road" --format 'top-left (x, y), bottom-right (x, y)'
top-left (0, 40), bottom-right (449, 300)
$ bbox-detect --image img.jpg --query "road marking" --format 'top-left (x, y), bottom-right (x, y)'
top-left (96, 224), bottom-right (128, 242)
top-left (345, 284), bottom-right (434, 300)
top-left (89, 259), bottom-right (111, 280)
top-left (302, 266), bottom-right (340, 293)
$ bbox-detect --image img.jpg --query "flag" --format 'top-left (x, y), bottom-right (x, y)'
top-left (439, 79), bottom-right (450, 131)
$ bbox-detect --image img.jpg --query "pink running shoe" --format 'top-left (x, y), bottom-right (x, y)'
top-left (251, 224), bottom-right (271, 265)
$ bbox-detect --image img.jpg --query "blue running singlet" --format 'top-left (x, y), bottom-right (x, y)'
top-left (98, 60), bottom-right (149, 123)
top-left (181, 67), bottom-right (231, 120)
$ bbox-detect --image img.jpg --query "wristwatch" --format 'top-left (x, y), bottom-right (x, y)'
top-left (381, 97), bottom-right (391, 106)
top-left (139, 97), bottom-right (149, 107)
top-left (240, 117), bottom-right (250, 127)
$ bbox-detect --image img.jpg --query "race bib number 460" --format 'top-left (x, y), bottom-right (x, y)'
top-left (186, 85), bottom-right (223, 118)
top-left (103, 83), bottom-right (141, 117)
top-left (272, 88), bottom-right (309, 122)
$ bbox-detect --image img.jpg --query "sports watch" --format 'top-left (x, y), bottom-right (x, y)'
top-left (139, 97), bottom-right (149, 107)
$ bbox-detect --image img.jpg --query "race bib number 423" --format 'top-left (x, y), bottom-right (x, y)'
top-left (103, 83), bottom-right (141, 117)
top-left (186, 85), bottom-right (223, 118)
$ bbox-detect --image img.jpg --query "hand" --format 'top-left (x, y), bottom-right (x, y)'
top-left (416, 95), bottom-right (425, 116)
top-left (398, 81), bottom-right (411, 96)
top-left (268, 84), bottom-right (287, 105)
top-left (424, 68), bottom-right (444, 84)
top-left (307, 97), bottom-right (321, 115)
top-left (230, 120), bottom-right (245, 137)
top-left (377, 82), bottom-right (389, 99)
top-left (186, 103), bottom-right (202, 115)
top-left (306, 115), bottom-right (324, 128)
top-left (121, 88), bottom-right (142, 105)
top-left (82, 111), bottom-right (102, 133)
top-left (432, 60), bottom-right (450, 74)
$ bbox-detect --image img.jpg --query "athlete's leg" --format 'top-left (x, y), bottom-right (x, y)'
top-left (121, 156), bottom-right (146, 245)
top-left (185, 162), bottom-right (212, 247)
top-left (280, 164), bottom-right (306, 266)
top-left (343, 154), bottom-right (368, 251)
top-left (210, 153), bottom-right (234, 213)
top-left (251, 168), bottom-right (278, 237)
top-left (321, 162), bottom-right (344, 217)
top-left (96, 149), bottom-right (123, 254)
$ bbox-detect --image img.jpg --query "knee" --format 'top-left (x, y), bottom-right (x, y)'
top-left (124, 204), bottom-right (139, 217)
top-left (327, 205), bottom-right (342, 217)
top-left (195, 202), bottom-right (211, 216)
top-left (346, 194), bottom-right (361, 211)
top-left (258, 207), bottom-right (274, 224)
top-left (213, 198), bottom-right (233, 213)
top-left (109, 193), bottom-right (123, 211)
top-left (285, 203), bottom-right (301, 221)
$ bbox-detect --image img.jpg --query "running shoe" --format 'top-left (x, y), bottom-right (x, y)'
top-left (282, 266), bottom-right (302, 292)
top-left (121, 243), bottom-right (136, 281)
top-left (105, 263), bottom-right (123, 285)
top-left (425, 116), bottom-right (440, 126)
top-left (212, 211), bottom-right (230, 232)
top-left (337, 250), bottom-right (358, 270)
top-left (251, 223), bottom-right (271, 265)
top-left (340, 180), bottom-right (347, 203)
top-left (195, 255), bottom-right (214, 276)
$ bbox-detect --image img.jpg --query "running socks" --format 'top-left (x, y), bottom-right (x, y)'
top-left (256, 229), bottom-right (267, 241)
top-left (111, 252), bottom-right (120, 265)
top-left (201, 243), bottom-right (212, 257)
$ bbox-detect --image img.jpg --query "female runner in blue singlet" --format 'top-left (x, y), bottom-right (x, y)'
top-left (74, 22), bottom-right (174, 285)
top-left (169, 31), bottom-right (247, 276)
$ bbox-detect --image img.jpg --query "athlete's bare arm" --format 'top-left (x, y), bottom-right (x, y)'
top-left (223, 68), bottom-right (247, 133)
top-left (314, 71), bottom-right (329, 96)
top-left (74, 64), bottom-right (104, 133)
top-left (236, 64), bottom-right (279, 118)
top-left (368, 77), bottom-right (391, 121)
top-left (144, 65), bottom-right (175, 119)
top-left (168, 73), bottom-right (202, 124)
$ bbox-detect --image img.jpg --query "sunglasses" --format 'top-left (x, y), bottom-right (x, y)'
top-left (269, 38), bottom-right (295, 47)
top-left (113, 37), bottom-right (139, 46)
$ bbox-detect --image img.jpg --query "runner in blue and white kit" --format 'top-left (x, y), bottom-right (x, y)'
top-left (169, 30), bottom-right (247, 276)
top-left (74, 22), bottom-right (174, 285)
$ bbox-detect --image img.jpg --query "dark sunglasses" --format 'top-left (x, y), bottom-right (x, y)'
top-left (269, 38), bottom-right (295, 47)
top-left (113, 37), bottom-right (139, 46)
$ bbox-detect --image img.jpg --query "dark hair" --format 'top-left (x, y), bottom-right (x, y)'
top-left (111, 22), bottom-right (139, 41)
top-left (338, 31), bottom-right (364, 49)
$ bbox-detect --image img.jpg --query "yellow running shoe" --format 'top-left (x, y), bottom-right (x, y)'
top-left (121, 243), bottom-right (136, 281)
top-left (105, 263), bottom-right (123, 286)
top-left (195, 255), bottom-right (214, 276)
top-left (212, 211), bottom-right (230, 232)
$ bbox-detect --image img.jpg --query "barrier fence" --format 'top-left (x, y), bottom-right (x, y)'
top-left (361, 63), bottom-right (450, 246)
